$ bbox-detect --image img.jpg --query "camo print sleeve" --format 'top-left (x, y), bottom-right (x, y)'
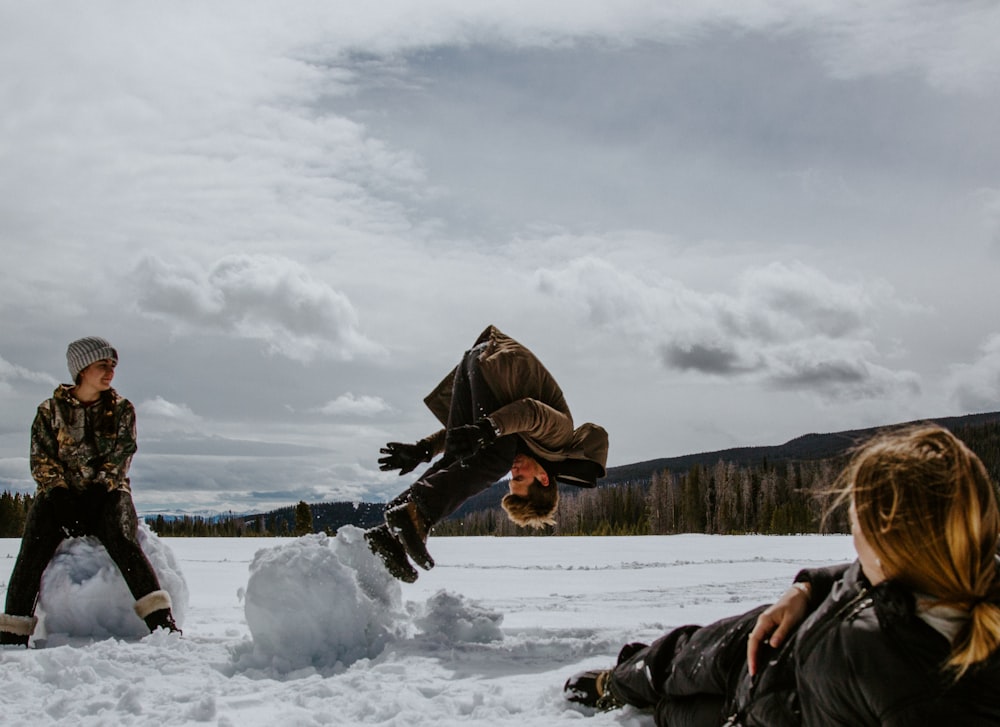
top-left (29, 403), bottom-right (68, 494)
top-left (30, 392), bottom-right (138, 494)
top-left (94, 398), bottom-right (137, 492)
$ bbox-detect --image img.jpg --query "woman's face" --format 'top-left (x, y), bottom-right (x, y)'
top-left (850, 498), bottom-right (887, 585)
top-left (78, 359), bottom-right (116, 393)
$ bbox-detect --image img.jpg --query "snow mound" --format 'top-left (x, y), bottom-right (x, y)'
top-left (242, 526), bottom-right (505, 673)
top-left (36, 520), bottom-right (189, 640)
top-left (415, 590), bottom-right (504, 644)
top-left (243, 527), bottom-right (406, 671)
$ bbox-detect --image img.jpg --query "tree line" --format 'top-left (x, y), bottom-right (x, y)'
top-left (144, 500), bottom-right (320, 537)
top-left (0, 491), bottom-right (33, 538)
top-left (431, 458), bottom-right (841, 537)
top-left (2, 420), bottom-right (998, 539)
top-left (434, 421), bottom-right (1000, 537)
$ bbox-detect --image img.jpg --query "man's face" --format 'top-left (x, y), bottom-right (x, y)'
top-left (508, 453), bottom-right (546, 497)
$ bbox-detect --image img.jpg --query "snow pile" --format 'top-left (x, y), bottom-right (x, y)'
top-left (415, 590), bottom-right (504, 644)
top-left (243, 526), bottom-right (406, 671)
top-left (242, 526), bottom-right (505, 673)
top-left (0, 534), bottom-right (856, 726)
top-left (35, 520), bottom-right (188, 641)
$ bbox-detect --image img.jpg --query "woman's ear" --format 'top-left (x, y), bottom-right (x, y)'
top-left (538, 472), bottom-right (550, 487)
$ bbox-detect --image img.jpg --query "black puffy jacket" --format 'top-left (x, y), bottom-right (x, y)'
top-left (727, 561), bottom-right (1000, 726)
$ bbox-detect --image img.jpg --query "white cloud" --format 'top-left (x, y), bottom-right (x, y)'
top-left (137, 396), bottom-right (203, 424)
top-left (1, 1), bottom-right (996, 512)
top-left (802, 1), bottom-right (1000, 94)
top-left (537, 256), bottom-right (919, 400)
top-left (316, 393), bottom-right (393, 417)
top-left (948, 334), bottom-right (1000, 413)
top-left (134, 254), bottom-right (386, 363)
top-left (0, 355), bottom-right (59, 387)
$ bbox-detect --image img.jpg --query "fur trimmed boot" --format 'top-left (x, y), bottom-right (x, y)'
top-left (385, 500), bottom-right (434, 570)
top-left (0, 613), bottom-right (37, 648)
top-left (134, 590), bottom-right (181, 634)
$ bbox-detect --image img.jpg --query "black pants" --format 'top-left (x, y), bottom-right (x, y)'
top-left (608, 605), bottom-right (771, 727)
top-left (4, 486), bottom-right (162, 617)
top-left (405, 343), bottom-right (518, 524)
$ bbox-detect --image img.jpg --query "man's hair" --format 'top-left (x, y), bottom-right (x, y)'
top-left (831, 424), bottom-right (1000, 679)
top-left (502, 478), bottom-right (558, 529)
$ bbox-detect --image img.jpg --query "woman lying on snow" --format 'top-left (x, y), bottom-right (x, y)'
top-left (565, 425), bottom-right (1000, 725)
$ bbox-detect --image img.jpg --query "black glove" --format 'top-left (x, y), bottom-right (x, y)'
top-left (378, 441), bottom-right (431, 476)
top-left (43, 486), bottom-right (77, 527)
top-left (447, 418), bottom-right (499, 461)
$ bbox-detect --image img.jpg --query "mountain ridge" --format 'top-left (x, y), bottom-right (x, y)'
top-left (246, 410), bottom-right (1000, 534)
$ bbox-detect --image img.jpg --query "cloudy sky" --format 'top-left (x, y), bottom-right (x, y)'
top-left (2, 1), bottom-right (999, 515)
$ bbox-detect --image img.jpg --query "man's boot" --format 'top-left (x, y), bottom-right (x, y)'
top-left (365, 524), bottom-right (419, 583)
top-left (385, 501), bottom-right (435, 570)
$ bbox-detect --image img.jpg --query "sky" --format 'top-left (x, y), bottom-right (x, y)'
top-left (1, 0), bottom-right (999, 515)
top-left (0, 531), bottom-right (857, 725)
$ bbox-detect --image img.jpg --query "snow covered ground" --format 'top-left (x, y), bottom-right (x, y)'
top-left (0, 528), bottom-right (856, 726)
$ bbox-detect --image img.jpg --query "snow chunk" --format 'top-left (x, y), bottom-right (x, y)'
top-left (243, 526), bottom-right (406, 671)
top-left (36, 520), bottom-right (188, 640)
top-left (416, 590), bottom-right (504, 644)
top-left (241, 526), bottom-right (506, 673)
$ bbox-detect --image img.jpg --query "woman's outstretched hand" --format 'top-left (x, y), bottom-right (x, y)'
top-left (747, 582), bottom-right (811, 676)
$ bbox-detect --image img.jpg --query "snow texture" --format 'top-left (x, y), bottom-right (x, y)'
top-left (35, 521), bottom-right (189, 642)
top-left (242, 528), bottom-right (407, 671)
top-left (0, 531), bottom-right (857, 726)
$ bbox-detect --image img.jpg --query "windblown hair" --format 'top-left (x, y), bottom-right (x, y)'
top-left (832, 425), bottom-right (1000, 679)
top-left (501, 478), bottom-right (558, 529)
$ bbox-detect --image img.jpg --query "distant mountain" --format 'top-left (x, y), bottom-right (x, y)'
top-left (446, 410), bottom-right (1000, 521)
top-left (602, 410), bottom-right (1000, 483)
top-left (249, 410), bottom-right (1000, 532)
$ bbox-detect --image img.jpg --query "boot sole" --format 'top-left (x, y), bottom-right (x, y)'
top-left (385, 507), bottom-right (435, 570)
top-left (365, 528), bottom-right (419, 583)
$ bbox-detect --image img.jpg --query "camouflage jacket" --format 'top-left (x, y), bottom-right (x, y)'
top-left (30, 385), bottom-right (137, 494)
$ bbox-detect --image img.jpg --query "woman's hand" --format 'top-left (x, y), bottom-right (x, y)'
top-left (747, 582), bottom-right (811, 676)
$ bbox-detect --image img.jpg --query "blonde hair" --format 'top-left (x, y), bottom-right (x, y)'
top-left (501, 478), bottom-right (558, 528)
top-left (833, 425), bottom-right (1000, 678)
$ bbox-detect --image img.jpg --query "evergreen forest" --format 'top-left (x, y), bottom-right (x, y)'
top-left (1, 416), bottom-right (998, 539)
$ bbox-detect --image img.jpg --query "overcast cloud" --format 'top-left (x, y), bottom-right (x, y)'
top-left (1, 0), bottom-right (998, 514)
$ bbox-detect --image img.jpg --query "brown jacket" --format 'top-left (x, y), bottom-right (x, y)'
top-left (422, 325), bottom-right (608, 486)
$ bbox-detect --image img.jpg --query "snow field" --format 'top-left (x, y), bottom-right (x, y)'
top-left (0, 531), bottom-right (856, 726)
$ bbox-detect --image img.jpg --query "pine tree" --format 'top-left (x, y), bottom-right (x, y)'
top-left (293, 501), bottom-right (313, 536)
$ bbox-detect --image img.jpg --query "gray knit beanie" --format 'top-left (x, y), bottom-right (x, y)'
top-left (66, 336), bottom-right (118, 382)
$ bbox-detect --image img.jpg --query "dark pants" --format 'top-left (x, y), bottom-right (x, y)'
top-left (608, 605), bottom-right (771, 727)
top-left (405, 343), bottom-right (518, 524)
top-left (4, 486), bottom-right (162, 617)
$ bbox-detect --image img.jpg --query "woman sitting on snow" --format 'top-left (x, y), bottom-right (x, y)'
top-left (565, 425), bottom-right (1000, 725)
top-left (0, 337), bottom-right (180, 647)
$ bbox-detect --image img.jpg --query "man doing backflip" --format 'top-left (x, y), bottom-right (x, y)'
top-left (366, 325), bottom-right (609, 582)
